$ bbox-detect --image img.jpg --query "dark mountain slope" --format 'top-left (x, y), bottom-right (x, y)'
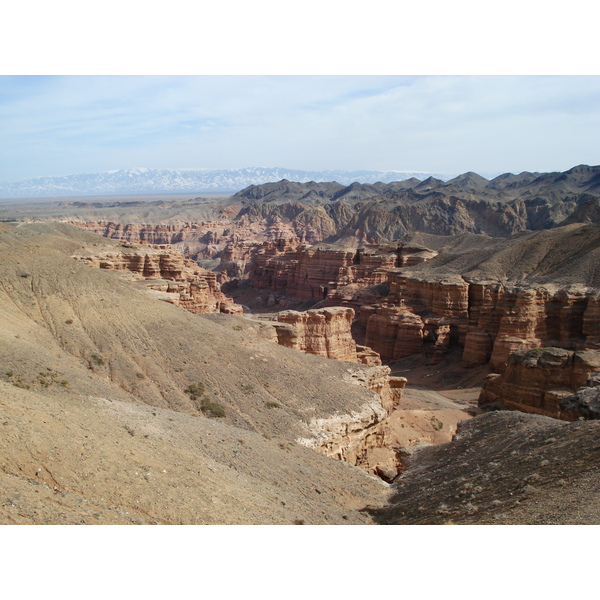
top-left (230, 165), bottom-right (600, 243)
top-left (368, 411), bottom-right (600, 525)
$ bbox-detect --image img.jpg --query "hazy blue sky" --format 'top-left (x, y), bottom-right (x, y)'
top-left (1, 75), bottom-right (598, 181)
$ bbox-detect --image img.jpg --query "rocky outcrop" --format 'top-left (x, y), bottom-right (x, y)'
top-left (298, 363), bottom-right (408, 480)
top-left (73, 245), bottom-right (242, 315)
top-left (478, 347), bottom-right (600, 419)
top-left (246, 241), bottom-right (435, 305)
top-left (362, 269), bottom-right (600, 370)
top-left (67, 220), bottom-right (230, 260)
top-left (364, 306), bottom-right (425, 360)
top-left (67, 219), bottom-right (305, 263)
top-left (263, 307), bottom-right (413, 480)
top-left (560, 374), bottom-right (600, 420)
top-left (274, 307), bottom-right (382, 365)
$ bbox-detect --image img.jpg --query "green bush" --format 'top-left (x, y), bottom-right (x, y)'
top-left (430, 416), bottom-right (444, 431)
top-left (200, 398), bottom-right (226, 418)
top-left (265, 401), bottom-right (281, 409)
top-left (90, 354), bottom-right (105, 366)
top-left (184, 382), bottom-right (206, 399)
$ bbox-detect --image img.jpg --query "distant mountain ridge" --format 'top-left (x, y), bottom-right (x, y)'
top-left (0, 167), bottom-right (445, 198)
top-left (228, 164), bottom-right (600, 241)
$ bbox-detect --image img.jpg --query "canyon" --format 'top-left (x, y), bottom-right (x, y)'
top-left (1, 165), bottom-right (600, 524)
top-left (26, 202), bottom-right (600, 429)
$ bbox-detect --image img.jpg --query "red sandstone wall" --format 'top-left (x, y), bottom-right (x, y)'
top-left (74, 246), bottom-right (242, 315)
top-left (478, 348), bottom-right (600, 419)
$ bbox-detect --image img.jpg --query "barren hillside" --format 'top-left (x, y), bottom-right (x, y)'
top-left (0, 222), bottom-right (394, 523)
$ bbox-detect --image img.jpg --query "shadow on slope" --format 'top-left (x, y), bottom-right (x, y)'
top-left (367, 411), bottom-right (600, 525)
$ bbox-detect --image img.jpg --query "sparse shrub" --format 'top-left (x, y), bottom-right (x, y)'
top-left (5, 371), bottom-right (13, 378)
top-left (430, 416), bottom-right (444, 431)
top-left (232, 325), bottom-right (243, 331)
top-left (65, 319), bottom-right (73, 325)
top-left (60, 380), bottom-right (68, 387)
top-left (200, 398), bottom-right (226, 418)
top-left (184, 381), bottom-right (206, 399)
top-left (90, 354), bottom-right (104, 366)
top-left (136, 372), bottom-right (145, 379)
top-left (241, 383), bottom-right (255, 394)
top-left (265, 401), bottom-right (281, 409)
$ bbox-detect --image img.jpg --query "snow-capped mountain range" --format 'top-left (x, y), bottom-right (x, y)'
top-left (0, 167), bottom-right (447, 198)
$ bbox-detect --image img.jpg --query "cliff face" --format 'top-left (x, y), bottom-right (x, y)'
top-left (298, 363), bottom-right (408, 480)
top-left (478, 348), bottom-right (600, 419)
top-left (363, 270), bottom-right (600, 370)
top-left (273, 307), bottom-right (382, 366)
top-left (362, 273), bottom-right (469, 363)
top-left (246, 241), bottom-right (435, 304)
top-left (275, 307), bottom-right (368, 363)
top-left (67, 220), bottom-right (304, 262)
top-left (73, 244), bottom-right (242, 315)
top-left (262, 305), bottom-right (417, 480)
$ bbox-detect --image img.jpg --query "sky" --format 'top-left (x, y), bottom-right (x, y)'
top-left (1, 74), bottom-right (599, 182)
top-left (1, 2), bottom-right (599, 183)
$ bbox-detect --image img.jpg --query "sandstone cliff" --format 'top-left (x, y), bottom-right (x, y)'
top-left (73, 243), bottom-right (242, 315)
top-left (273, 307), bottom-right (381, 365)
top-left (362, 269), bottom-right (600, 371)
top-left (245, 241), bottom-right (435, 305)
top-left (478, 347), bottom-right (600, 419)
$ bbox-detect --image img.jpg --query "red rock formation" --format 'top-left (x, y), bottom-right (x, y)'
top-left (68, 220), bottom-right (600, 373)
top-left (364, 270), bottom-right (600, 371)
top-left (274, 307), bottom-right (382, 365)
top-left (478, 347), bottom-right (600, 419)
top-left (465, 283), bottom-right (593, 372)
top-left (583, 293), bottom-right (600, 350)
top-left (67, 219), bottom-right (302, 263)
top-left (73, 245), bottom-right (242, 315)
top-left (389, 272), bottom-right (470, 320)
top-left (364, 306), bottom-right (425, 361)
top-left (248, 242), bottom-right (434, 305)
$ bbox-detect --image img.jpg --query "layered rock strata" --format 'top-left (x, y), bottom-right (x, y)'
top-left (73, 245), bottom-right (242, 315)
top-left (247, 241), bottom-right (435, 304)
top-left (363, 270), bottom-right (600, 370)
top-left (67, 220), bottom-right (305, 262)
top-left (362, 273), bottom-right (468, 364)
top-left (274, 307), bottom-right (379, 364)
top-left (259, 305), bottom-right (414, 480)
top-left (297, 364), bottom-right (408, 480)
top-left (478, 347), bottom-right (600, 419)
